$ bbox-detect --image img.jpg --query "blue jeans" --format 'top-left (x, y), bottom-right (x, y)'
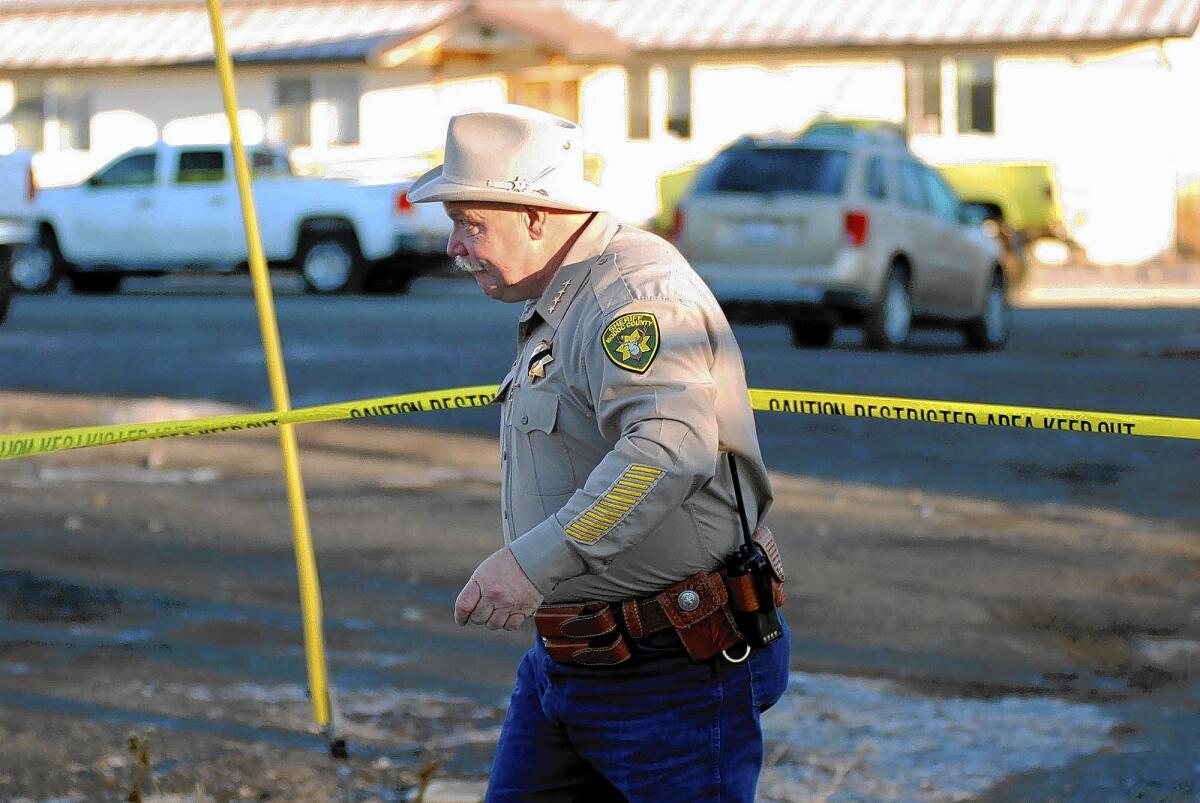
top-left (485, 617), bottom-right (790, 802)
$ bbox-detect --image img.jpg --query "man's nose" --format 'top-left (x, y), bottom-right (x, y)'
top-left (447, 234), bottom-right (467, 258)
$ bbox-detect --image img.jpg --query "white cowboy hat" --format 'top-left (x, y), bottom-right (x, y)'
top-left (407, 104), bottom-right (605, 212)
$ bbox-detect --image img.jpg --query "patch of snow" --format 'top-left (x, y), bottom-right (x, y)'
top-left (759, 671), bottom-right (1116, 802)
top-left (32, 466), bottom-right (220, 485)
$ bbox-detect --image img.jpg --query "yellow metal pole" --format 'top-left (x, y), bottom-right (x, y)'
top-left (204, 0), bottom-right (333, 731)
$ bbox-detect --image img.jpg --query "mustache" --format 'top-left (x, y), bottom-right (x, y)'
top-left (453, 255), bottom-right (485, 273)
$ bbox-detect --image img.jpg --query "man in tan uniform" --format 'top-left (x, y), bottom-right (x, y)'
top-left (410, 104), bottom-right (789, 802)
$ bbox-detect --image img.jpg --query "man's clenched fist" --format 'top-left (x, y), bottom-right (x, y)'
top-left (454, 547), bottom-right (544, 631)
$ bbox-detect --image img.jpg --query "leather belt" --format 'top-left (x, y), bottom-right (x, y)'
top-left (533, 526), bottom-right (785, 667)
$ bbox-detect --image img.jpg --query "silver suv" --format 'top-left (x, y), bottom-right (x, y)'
top-left (674, 127), bottom-right (1010, 350)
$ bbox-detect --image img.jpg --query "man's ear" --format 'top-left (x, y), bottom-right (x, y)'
top-left (523, 206), bottom-right (548, 240)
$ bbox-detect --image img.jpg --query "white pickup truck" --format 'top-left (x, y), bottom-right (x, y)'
top-left (0, 149), bottom-right (37, 321)
top-left (9, 142), bottom-right (451, 295)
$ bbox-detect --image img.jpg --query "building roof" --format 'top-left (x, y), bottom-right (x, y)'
top-left (0, 0), bottom-right (1197, 70)
top-left (0, 1), bottom-right (459, 69)
top-left (567, 0), bottom-right (1200, 50)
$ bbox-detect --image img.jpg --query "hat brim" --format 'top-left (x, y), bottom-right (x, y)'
top-left (407, 165), bottom-right (605, 212)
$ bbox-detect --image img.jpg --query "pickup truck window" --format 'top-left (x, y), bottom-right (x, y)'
top-left (91, 153), bottom-right (156, 188)
top-left (177, 150), bottom-right (225, 184)
top-left (174, 149), bottom-right (293, 183)
top-left (251, 150), bottom-right (293, 178)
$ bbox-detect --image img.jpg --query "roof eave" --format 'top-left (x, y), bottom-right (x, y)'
top-left (620, 34), bottom-right (1199, 65)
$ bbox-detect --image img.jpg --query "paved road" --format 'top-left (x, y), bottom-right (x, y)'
top-left (1, 274), bottom-right (1197, 519)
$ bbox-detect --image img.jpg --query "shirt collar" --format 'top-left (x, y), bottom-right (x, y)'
top-left (522, 213), bottom-right (619, 331)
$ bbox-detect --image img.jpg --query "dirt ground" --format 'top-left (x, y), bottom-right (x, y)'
top-left (1, 392), bottom-right (1198, 802)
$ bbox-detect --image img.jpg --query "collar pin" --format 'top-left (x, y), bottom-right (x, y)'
top-left (547, 279), bottom-right (572, 314)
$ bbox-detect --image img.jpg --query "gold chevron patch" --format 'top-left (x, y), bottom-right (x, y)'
top-left (563, 464), bottom-right (665, 544)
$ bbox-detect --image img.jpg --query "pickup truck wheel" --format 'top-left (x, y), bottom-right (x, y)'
top-left (298, 235), bottom-right (363, 294)
top-left (68, 271), bottom-right (123, 295)
top-left (862, 266), bottom-right (912, 350)
top-left (789, 320), bottom-right (834, 348)
top-left (963, 270), bottom-right (1010, 351)
top-left (9, 240), bottom-right (62, 294)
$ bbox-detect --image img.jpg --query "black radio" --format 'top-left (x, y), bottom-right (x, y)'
top-left (725, 453), bottom-right (783, 648)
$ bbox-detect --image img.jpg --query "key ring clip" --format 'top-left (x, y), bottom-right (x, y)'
top-left (722, 643), bottom-right (752, 664)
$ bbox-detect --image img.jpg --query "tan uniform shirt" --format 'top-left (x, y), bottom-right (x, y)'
top-left (502, 213), bottom-right (773, 604)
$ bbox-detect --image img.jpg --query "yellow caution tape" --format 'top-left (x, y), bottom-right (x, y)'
top-left (1, 384), bottom-right (1197, 462)
top-left (748, 388), bottom-right (1200, 441)
top-left (0, 386), bottom-right (501, 461)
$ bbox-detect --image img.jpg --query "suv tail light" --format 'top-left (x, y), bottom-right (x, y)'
top-left (668, 207), bottom-right (684, 242)
top-left (844, 211), bottom-right (869, 247)
top-left (25, 165), bottom-right (36, 202)
top-left (395, 190), bottom-right (413, 215)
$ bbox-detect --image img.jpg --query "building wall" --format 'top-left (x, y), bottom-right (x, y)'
top-left (580, 44), bottom-right (1200, 264)
top-left (911, 42), bottom-right (1200, 264)
top-left (359, 68), bottom-right (506, 156)
top-left (0, 68), bottom-right (276, 186)
top-left (4, 36), bottom-right (1198, 263)
top-left (576, 60), bottom-right (907, 225)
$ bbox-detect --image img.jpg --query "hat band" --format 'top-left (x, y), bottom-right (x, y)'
top-left (483, 165), bottom-right (557, 194)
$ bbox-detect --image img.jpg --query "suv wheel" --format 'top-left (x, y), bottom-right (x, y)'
top-left (298, 234), bottom-right (364, 294)
top-left (963, 270), bottom-right (1010, 351)
top-left (789, 320), bottom-right (834, 348)
top-left (863, 266), bottom-right (912, 350)
top-left (9, 239), bottom-right (62, 293)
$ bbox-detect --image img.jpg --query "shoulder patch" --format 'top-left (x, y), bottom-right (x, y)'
top-left (601, 312), bottom-right (660, 373)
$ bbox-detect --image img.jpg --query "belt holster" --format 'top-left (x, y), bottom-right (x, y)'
top-left (533, 601), bottom-right (631, 666)
top-left (623, 569), bottom-right (743, 661)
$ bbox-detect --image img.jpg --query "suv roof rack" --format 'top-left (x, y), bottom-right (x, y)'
top-left (802, 118), bottom-right (908, 142)
top-left (725, 120), bottom-right (909, 152)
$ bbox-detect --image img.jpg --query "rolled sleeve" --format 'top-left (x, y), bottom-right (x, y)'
top-left (509, 516), bottom-right (588, 597)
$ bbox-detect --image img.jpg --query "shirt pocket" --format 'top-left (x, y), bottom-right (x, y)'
top-left (513, 388), bottom-right (577, 496)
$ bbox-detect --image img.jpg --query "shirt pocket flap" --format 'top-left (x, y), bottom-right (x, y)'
top-left (514, 390), bottom-right (559, 434)
top-left (496, 366), bottom-right (518, 403)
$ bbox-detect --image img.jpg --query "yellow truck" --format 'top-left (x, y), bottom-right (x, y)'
top-left (936, 162), bottom-right (1062, 242)
top-left (1178, 180), bottom-right (1200, 257)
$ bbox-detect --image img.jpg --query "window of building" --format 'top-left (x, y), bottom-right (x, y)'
top-left (176, 150), bottom-right (225, 183)
top-left (666, 65), bottom-right (691, 139)
top-left (274, 75), bottom-right (360, 147)
top-left (904, 60), bottom-right (941, 135)
top-left (44, 79), bottom-right (91, 150)
top-left (957, 58), bottom-right (995, 134)
top-left (625, 66), bottom-right (650, 140)
top-left (864, 156), bottom-right (888, 200)
top-left (12, 80), bottom-right (45, 150)
top-left (274, 77), bottom-right (312, 146)
top-left (314, 76), bottom-right (360, 146)
top-left (89, 152), bottom-right (157, 188)
top-left (508, 76), bottom-right (580, 124)
top-left (12, 80), bottom-right (93, 151)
